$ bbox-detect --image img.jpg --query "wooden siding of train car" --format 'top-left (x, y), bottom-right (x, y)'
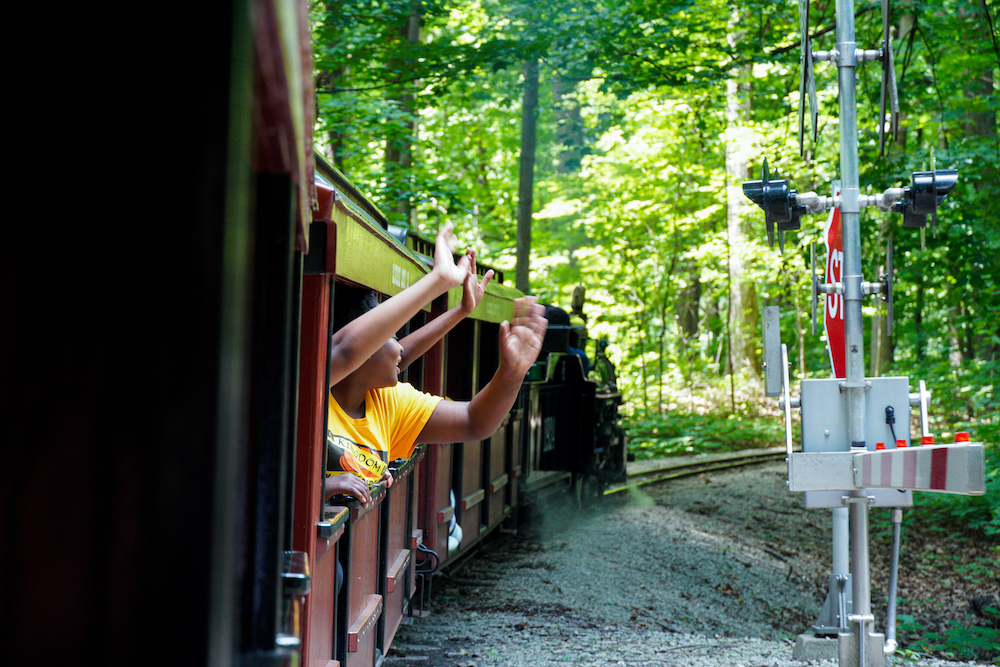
top-left (423, 442), bottom-right (453, 568)
top-left (292, 268), bottom-right (342, 667)
top-left (441, 320), bottom-right (480, 555)
top-left (381, 451), bottom-right (423, 654)
top-left (310, 508), bottom-right (348, 667)
top-left (339, 488), bottom-right (385, 667)
top-left (417, 300), bottom-right (451, 570)
top-left (408, 462), bottom-right (422, 603)
top-left (508, 406), bottom-right (522, 511)
top-left (486, 414), bottom-right (511, 528)
top-left (470, 321), bottom-right (511, 532)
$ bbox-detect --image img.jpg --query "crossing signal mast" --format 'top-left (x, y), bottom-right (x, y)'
top-left (744, 2), bottom-right (986, 666)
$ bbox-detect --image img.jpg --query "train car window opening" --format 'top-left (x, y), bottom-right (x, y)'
top-left (319, 276), bottom-right (336, 520)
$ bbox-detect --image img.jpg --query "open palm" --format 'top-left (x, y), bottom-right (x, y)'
top-left (499, 297), bottom-right (547, 376)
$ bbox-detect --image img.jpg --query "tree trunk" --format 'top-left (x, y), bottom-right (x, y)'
top-left (516, 59), bottom-right (539, 293)
top-left (384, 0), bottom-right (422, 225)
top-left (552, 74), bottom-right (584, 174)
top-left (658, 295), bottom-right (668, 414)
top-left (677, 270), bottom-right (701, 342)
top-left (915, 264), bottom-right (925, 360)
top-left (316, 67), bottom-right (348, 170)
top-left (724, 71), bottom-right (757, 384)
top-left (963, 0), bottom-right (998, 364)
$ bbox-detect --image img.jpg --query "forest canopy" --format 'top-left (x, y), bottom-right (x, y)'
top-left (312, 0), bottom-right (999, 450)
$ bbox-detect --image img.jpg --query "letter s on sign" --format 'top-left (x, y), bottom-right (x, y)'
top-left (827, 250), bottom-right (843, 319)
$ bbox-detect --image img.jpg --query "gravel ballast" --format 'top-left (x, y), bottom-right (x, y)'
top-left (384, 460), bottom-right (995, 666)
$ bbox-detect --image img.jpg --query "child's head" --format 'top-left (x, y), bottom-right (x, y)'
top-left (331, 286), bottom-right (403, 389)
top-left (332, 286), bottom-right (380, 334)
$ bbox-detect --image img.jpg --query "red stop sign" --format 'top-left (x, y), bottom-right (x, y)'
top-left (823, 193), bottom-right (846, 378)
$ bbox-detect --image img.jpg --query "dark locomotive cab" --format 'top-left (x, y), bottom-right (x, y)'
top-left (520, 305), bottom-right (628, 499)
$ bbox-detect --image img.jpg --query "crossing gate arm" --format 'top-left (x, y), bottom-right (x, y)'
top-left (788, 443), bottom-right (986, 496)
top-left (854, 443), bottom-right (986, 496)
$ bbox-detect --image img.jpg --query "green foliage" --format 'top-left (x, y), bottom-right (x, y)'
top-left (317, 6), bottom-right (998, 661)
top-left (897, 613), bottom-right (1000, 663)
top-left (314, 0), bottom-right (1000, 430)
top-left (626, 410), bottom-right (784, 460)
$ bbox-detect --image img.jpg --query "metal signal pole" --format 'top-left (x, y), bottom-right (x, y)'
top-left (832, 2), bottom-right (878, 664)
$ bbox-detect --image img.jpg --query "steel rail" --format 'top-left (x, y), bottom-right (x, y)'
top-left (604, 449), bottom-right (789, 495)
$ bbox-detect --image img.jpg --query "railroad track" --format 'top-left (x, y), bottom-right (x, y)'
top-left (604, 447), bottom-right (789, 495)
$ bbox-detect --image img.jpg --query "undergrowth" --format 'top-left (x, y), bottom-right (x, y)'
top-left (896, 613), bottom-right (1000, 663)
top-left (625, 411), bottom-right (784, 460)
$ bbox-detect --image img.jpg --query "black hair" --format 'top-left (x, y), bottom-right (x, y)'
top-left (332, 286), bottom-right (380, 335)
top-left (541, 305), bottom-right (570, 354)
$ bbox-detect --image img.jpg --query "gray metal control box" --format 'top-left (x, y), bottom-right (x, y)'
top-left (800, 377), bottom-right (913, 508)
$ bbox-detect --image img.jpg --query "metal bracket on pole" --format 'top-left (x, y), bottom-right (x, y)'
top-left (909, 379), bottom-right (931, 438)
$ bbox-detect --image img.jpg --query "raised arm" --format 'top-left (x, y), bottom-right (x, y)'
top-left (415, 296), bottom-right (546, 444)
top-left (328, 223), bottom-right (471, 387)
top-left (398, 251), bottom-right (493, 371)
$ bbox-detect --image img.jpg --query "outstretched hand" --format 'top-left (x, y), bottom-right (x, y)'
top-left (460, 250), bottom-right (494, 314)
top-left (499, 296), bottom-right (547, 377)
top-left (432, 222), bottom-right (473, 288)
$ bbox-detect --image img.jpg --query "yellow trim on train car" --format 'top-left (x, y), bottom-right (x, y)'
top-left (447, 281), bottom-right (522, 324)
top-left (332, 209), bottom-right (431, 305)
top-left (391, 226), bottom-right (523, 324)
top-left (314, 152), bottom-right (523, 321)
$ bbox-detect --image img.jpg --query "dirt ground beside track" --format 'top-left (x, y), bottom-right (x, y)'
top-left (384, 461), bottom-right (998, 667)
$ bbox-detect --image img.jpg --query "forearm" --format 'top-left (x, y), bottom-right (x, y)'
top-left (461, 364), bottom-right (525, 441)
top-left (398, 305), bottom-right (467, 371)
top-left (329, 272), bottom-right (451, 386)
top-left (414, 364), bottom-right (525, 444)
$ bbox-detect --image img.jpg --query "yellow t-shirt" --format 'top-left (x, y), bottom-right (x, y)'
top-left (326, 382), bottom-right (442, 483)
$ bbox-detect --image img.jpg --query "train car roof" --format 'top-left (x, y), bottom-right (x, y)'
top-left (312, 151), bottom-right (522, 323)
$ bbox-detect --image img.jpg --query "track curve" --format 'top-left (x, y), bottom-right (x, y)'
top-left (605, 447), bottom-right (788, 495)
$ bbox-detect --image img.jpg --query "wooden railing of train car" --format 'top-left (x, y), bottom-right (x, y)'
top-left (293, 153), bottom-right (523, 667)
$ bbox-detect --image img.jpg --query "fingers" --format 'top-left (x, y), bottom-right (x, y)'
top-left (435, 222), bottom-right (458, 257)
top-left (512, 296), bottom-right (546, 336)
top-left (480, 269), bottom-right (494, 292)
top-left (327, 474), bottom-right (373, 506)
top-left (436, 221), bottom-right (455, 243)
top-left (457, 251), bottom-right (473, 273)
top-left (466, 248), bottom-right (477, 276)
top-left (348, 477), bottom-right (373, 506)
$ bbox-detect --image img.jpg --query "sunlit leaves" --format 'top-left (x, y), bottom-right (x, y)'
top-left (314, 0), bottom-right (999, 427)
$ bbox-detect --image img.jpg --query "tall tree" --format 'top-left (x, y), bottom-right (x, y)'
top-left (516, 59), bottom-right (539, 292)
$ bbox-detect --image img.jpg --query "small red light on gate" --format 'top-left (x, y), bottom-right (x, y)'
top-left (920, 435), bottom-right (935, 445)
top-left (896, 439), bottom-right (907, 448)
top-left (876, 442), bottom-right (885, 450)
top-left (954, 432), bottom-right (970, 443)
